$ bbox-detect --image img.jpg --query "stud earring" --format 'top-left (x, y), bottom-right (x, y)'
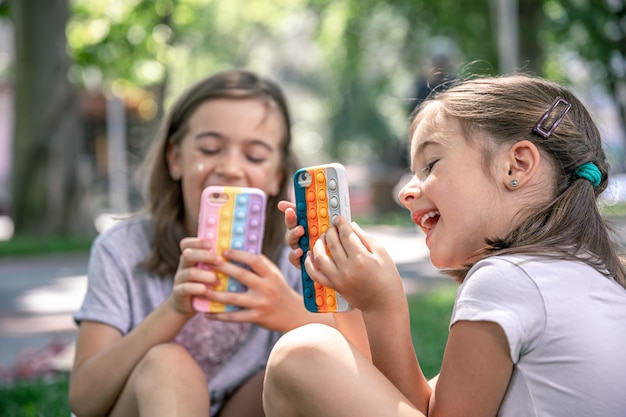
top-left (170, 171), bottom-right (181, 181)
top-left (510, 179), bottom-right (519, 187)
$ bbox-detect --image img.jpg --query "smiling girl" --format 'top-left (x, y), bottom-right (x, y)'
top-left (266, 73), bottom-right (626, 417)
top-left (69, 69), bottom-right (365, 417)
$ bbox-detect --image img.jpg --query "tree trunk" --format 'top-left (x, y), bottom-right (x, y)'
top-left (518, 0), bottom-right (543, 73)
top-left (11, 0), bottom-right (94, 238)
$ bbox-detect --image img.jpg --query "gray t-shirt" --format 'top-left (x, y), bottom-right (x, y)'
top-left (74, 215), bottom-right (302, 416)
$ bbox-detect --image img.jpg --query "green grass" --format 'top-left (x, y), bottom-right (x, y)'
top-left (0, 375), bottom-right (70, 417)
top-left (0, 285), bottom-right (457, 413)
top-left (0, 236), bottom-right (93, 257)
top-left (408, 284), bottom-right (457, 379)
top-left (353, 210), bottom-right (415, 227)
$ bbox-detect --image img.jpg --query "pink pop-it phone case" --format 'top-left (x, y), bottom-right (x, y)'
top-left (192, 186), bottom-right (266, 313)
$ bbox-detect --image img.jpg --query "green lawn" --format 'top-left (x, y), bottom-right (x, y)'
top-left (0, 236), bottom-right (93, 257)
top-left (0, 376), bottom-right (70, 417)
top-left (408, 284), bottom-right (456, 379)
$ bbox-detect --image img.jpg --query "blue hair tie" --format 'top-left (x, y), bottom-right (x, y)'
top-left (573, 162), bottom-right (602, 187)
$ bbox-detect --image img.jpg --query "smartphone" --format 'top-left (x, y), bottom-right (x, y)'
top-left (293, 163), bottom-right (352, 313)
top-left (192, 186), bottom-right (266, 313)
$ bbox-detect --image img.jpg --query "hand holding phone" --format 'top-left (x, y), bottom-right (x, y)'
top-left (192, 186), bottom-right (266, 313)
top-left (293, 163), bottom-right (352, 313)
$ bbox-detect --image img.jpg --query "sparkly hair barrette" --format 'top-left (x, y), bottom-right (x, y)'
top-left (532, 96), bottom-right (572, 139)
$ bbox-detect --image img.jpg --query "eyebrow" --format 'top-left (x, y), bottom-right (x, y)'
top-left (195, 131), bottom-right (276, 152)
top-left (415, 139), bottom-right (441, 155)
top-left (410, 139), bottom-right (440, 172)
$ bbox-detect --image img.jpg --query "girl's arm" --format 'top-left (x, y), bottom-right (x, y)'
top-left (69, 237), bottom-right (220, 416)
top-left (69, 303), bottom-right (191, 416)
top-left (304, 217), bottom-right (431, 411)
top-left (428, 320), bottom-right (513, 417)
top-left (305, 218), bottom-right (514, 416)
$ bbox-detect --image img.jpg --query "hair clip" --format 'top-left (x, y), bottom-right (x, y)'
top-left (532, 97), bottom-right (572, 139)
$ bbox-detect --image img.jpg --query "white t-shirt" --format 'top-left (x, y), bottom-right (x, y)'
top-left (451, 255), bottom-right (626, 417)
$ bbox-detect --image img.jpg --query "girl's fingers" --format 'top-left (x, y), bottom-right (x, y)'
top-left (178, 237), bottom-right (218, 270)
top-left (304, 253), bottom-right (332, 288)
top-left (348, 221), bottom-right (379, 254)
top-left (322, 224), bottom-right (348, 264)
top-left (279, 202), bottom-right (298, 228)
top-left (278, 202), bottom-right (297, 231)
top-left (333, 217), bottom-right (372, 258)
top-left (222, 249), bottom-right (271, 271)
top-left (277, 200), bottom-right (296, 214)
top-left (180, 236), bottom-right (212, 252)
top-left (311, 236), bottom-right (329, 262)
top-left (288, 247), bottom-right (303, 269)
top-left (287, 224), bottom-right (305, 249)
top-left (278, 200), bottom-right (304, 250)
top-left (203, 289), bottom-right (252, 311)
top-left (173, 281), bottom-right (211, 298)
top-left (214, 249), bottom-right (278, 288)
top-left (178, 266), bottom-right (219, 286)
top-left (306, 243), bottom-right (337, 287)
top-left (180, 249), bottom-right (222, 270)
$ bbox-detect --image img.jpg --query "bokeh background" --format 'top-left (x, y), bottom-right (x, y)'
top-left (0, 0), bottom-right (625, 243)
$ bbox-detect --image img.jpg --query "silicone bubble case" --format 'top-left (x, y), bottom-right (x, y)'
top-left (192, 186), bottom-right (266, 313)
top-left (293, 163), bottom-right (353, 313)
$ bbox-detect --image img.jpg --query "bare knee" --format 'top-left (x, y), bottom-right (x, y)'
top-left (268, 323), bottom-right (343, 366)
top-left (136, 343), bottom-right (204, 381)
top-left (264, 324), bottom-right (345, 412)
top-left (111, 343), bottom-right (208, 417)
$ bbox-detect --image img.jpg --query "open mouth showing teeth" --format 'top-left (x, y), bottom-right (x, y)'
top-left (420, 210), bottom-right (440, 230)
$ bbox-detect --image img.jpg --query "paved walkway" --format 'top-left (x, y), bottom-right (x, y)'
top-left (0, 225), bottom-right (448, 375)
top-left (0, 252), bottom-right (88, 372)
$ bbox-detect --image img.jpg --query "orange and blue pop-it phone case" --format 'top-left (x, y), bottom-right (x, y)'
top-left (293, 163), bottom-right (352, 313)
top-left (192, 186), bottom-right (266, 313)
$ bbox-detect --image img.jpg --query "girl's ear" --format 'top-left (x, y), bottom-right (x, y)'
top-left (503, 140), bottom-right (540, 190)
top-left (166, 142), bottom-right (182, 181)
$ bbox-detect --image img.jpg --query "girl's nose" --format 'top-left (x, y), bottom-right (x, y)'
top-left (214, 151), bottom-right (244, 179)
top-left (397, 175), bottom-right (422, 210)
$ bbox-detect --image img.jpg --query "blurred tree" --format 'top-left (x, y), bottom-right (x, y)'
top-left (6, 0), bottom-right (625, 237)
top-left (65, 0), bottom-right (502, 165)
top-left (543, 0), bottom-right (626, 144)
top-left (519, 0), bottom-right (545, 73)
top-left (67, 0), bottom-right (176, 119)
top-left (10, 0), bottom-right (93, 238)
top-left (310, 1), bottom-right (482, 159)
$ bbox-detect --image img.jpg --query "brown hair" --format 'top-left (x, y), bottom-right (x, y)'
top-left (410, 73), bottom-right (626, 288)
top-left (140, 69), bottom-right (297, 277)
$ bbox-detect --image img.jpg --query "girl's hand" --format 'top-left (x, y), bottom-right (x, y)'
top-left (277, 200), bottom-right (304, 268)
top-left (304, 217), bottom-right (405, 313)
top-left (203, 249), bottom-right (308, 332)
top-left (168, 237), bottom-right (222, 317)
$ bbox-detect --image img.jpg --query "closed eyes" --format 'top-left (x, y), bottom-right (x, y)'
top-left (422, 159), bottom-right (439, 176)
